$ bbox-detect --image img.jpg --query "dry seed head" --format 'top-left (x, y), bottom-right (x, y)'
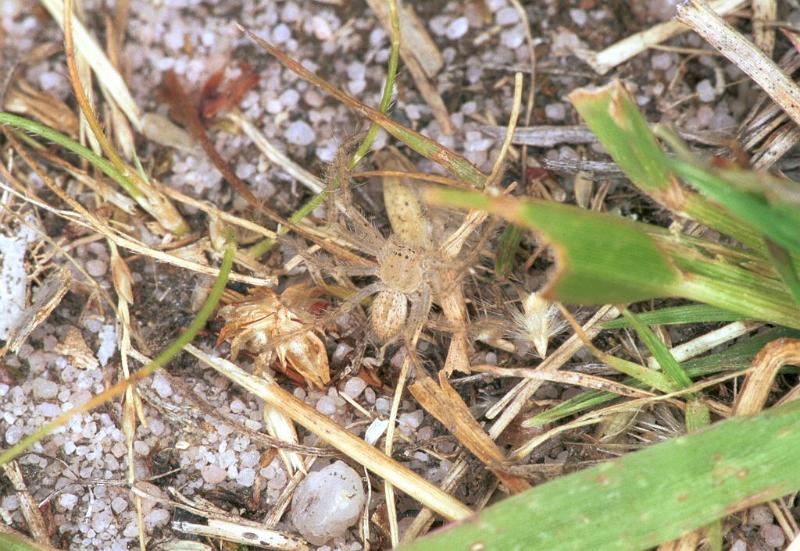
top-left (511, 291), bottom-right (564, 358)
top-left (218, 288), bottom-right (330, 388)
top-left (110, 251), bottom-right (134, 304)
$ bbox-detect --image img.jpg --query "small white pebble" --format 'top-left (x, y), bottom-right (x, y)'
top-left (59, 493), bottom-right (79, 510)
top-left (237, 467), bottom-right (256, 487)
top-left (399, 410), bottom-right (424, 430)
top-left (375, 397), bottom-right (391, 415)
top-left (760, 524), bottom-right (785, 548)
top-left (310, 15), bottom-right (332, 40)
top-left (286, 120), bottom-right (316, 146)
top-left (343, 377), bottom-right (366, 399)
top-left (279, 89), bottom-right (299, 109)
top-left (446, 17), bottom-right (469, 40)
top-left (92, 511), bottom-right (113, 532)
top-left (37, 402), bottom-right (62, 417)
top-left (32, 377), bottom-right (59, 400)
top-left (281, 2), bottom-right (300, 22)
top-left (316, 396), bottom-right (337, 416)
top-left (363, 387), bottom-right (376, 404)
top-left (696, 79), bottom-right (716, 102)
top-left (651, 52), bottom-right (673, 71)
top-left (148, 417), bottom-right (165, 437)
top-left (347, 80), bottom-right (366, 95)
top-left (144, 508), bottom-right (170, 529)
top-left (290, 461), bottom-right (366, 545)
top-left (496, 6), bottom-right (519, 25)
top-left (86, 259), bottom-right (107, 277)
top-left (272, 23), bottom-right (291, 43)
top-left (201, 464), bottom-right (227, 484)
top-left (545, 103), bottom-right (567, 121)
top-left (5, 425), bottom-right (22, 445)
top-left (151, 372), bottom-right (172, 398)
top-left (111, 497), bottom-right (128, 513)
top-left (240, 450), bottom-right (260, 468)
top-left (749, 505), bottom-right (773, 525)
top-left (569, 9), bottom-right (588, 26)
top-left (1, 495), bottom-right (19, 511)
top-left (230, 399), bottom-right (246, 414)
top-left (501, 25), bottom-right (525, 49)
top-left (695, 105), bottom-right (714, 128)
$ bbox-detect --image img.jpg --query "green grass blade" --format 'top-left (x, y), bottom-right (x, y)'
top-left (0, 534), bottom-right (50, 551)
top-left (668, 159), bottom-right (800, 254)
top-left (527, 328), bottom-right (798, 426)
top-left (404, 399), bottom-right (800, 551)
top-left (427, 189), bottom-right (800, 328)
top-left (765, 239), bottom-right (800, 304)
top-left (0, 112), bottom-right (142, 199)
top-left (622, 308), bottom-right (692, 389)
top-left (602, 304), bottom-right (747, 328)
top-left (569, 82), bottom-right (764, 252)
top-left (494, 224), bottom-right (524, 277)
top-left (426, 190), bottom-right (683, 304)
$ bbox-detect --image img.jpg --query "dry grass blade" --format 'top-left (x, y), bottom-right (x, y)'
top-left (173, 518), bottom-right (309, 550)
top-left (677, 0), bottom-right (800, 130)
top-left (735, 338), bottom-right (800, 415)
top-left (486, 306), bottom-right (619, 429)
top-left (365, 0), bottom-right (452, 133)
top-left (238, 24), bottom-right (487, 188)
top-left (38, 0), bottom-right (142, 128)
top-left (752, 0), bottom-right (777, 57)
top-left (1, 462), bottom-right (49, 544)
top-left (410, 371), bottom-right (531, 494)
top-left (184, 344), bottom-right (473, 521)
top-left (5, 141), bottom-right (273, 286)
top-left (576, 0), bottom-right (746, 74)
top-left (4, 78), bottom-right (79, 136)
top-left (131, 483), bottom-right (308, 550)
top-left (228, 110), bottom-right (324, 194)
top-left (4, 265), bottom-right (71, 354)
top-left (471, 364), bottom-right (656, 399)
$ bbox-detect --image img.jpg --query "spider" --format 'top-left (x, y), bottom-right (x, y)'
top-left (295, 142), bottom-right (493, 370)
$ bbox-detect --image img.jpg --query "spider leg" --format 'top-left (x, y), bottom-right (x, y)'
top-left (404, 283), bottom-right (433, 350)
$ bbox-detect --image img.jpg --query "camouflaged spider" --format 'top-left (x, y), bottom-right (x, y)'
top-left (312, 171), bottom-right (436, 347)
top-left (297, 143), bottom-right (491, 364)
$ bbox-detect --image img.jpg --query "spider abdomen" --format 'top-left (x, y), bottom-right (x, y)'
top-left (371, 289), bottom-right (409, 343)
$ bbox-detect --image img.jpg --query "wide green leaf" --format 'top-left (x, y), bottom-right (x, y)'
top-left (403, 398), bottom-right (800, 551)
top-left (427, 189), bottom-right (800, 328)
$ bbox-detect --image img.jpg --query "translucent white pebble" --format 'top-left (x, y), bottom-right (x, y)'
top-left (290, 461), bottom-right (366, 545)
